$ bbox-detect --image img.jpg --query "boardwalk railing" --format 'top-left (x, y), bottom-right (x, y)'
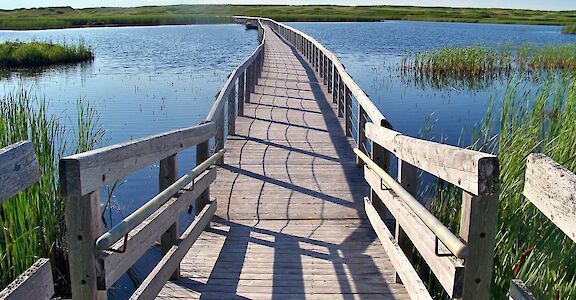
top-left (509, 153), bottom-right (576, 300)
top-left (236, 16), bottom-right (501, 300)
top-left (60, 19), bottom-right (266, 300)
top-left (0, 141), bottom-right (54, 300)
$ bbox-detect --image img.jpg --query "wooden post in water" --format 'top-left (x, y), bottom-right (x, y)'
top-left (195, 141), bottom-right (210, 214)
top-left (238, 72), bottom-right (245, 116)
top-left (159, 154), bottom-right (180, 279)
top-left (60, 160), bottom-right (106, 300)
top-left (459, 158), bottom-right (499, 300)
top-left (345, 87), bottom-right (352, 137)
top-left (395, 159), bottom-right (417, 282)
top-left (228, 84), bottom-right (236, 135)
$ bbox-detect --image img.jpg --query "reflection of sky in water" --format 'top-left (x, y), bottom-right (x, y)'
top-left (0, 24), bottom-right (257, 298)
top-left (290, 21), bottom-right (576, 146)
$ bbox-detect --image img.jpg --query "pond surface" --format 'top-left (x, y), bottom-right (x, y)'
top-left (290, 21), bottom-right (576, 145)
top-left (2, 21), bottom-right (576, 298)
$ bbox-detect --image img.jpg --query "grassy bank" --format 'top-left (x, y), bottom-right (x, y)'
top-left (0, 89), bottom-right (103, 295)
top-left (1, 5), bottom-right (576, 30)
top-left (0, 41), bottom-right (93, 68)
top-left (562, 24), bottom-right (576, 34)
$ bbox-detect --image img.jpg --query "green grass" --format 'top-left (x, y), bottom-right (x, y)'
top-left (0, 41), bottom-right (93, 68)
top-left (401, 44), bottom-right (576, 90)
top-left (562, 24), bottom-right (576, 34)
top-left (0, 88), bottom-right (103, 296)
top-left (2, 5), bottom-right (576, 30)
top-left (425, 74), bottom-right (576, 299)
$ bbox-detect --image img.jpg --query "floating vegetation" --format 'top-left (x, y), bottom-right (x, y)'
top-left (401, 44), bottom-right (576, 91)
top-left (0, 41), bottom-right (94, 68)
top-left (562, 24), bottom-right (576, 34)
top-left (0, 88), bottom-right (103, 296)
top-left (428, 74), bottom-right (576, 299)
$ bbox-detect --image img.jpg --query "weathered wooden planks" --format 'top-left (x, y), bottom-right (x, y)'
top-left (0, 141), bottom-right (40, 203)
top-left (523, 153), bottom-right (576, 242)
top-left (0, 258), bottom-right (53, 300)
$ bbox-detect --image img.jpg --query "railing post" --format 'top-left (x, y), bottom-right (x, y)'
top-left (459, 158), bottom-right (499, 300)
top-left (159, 154), bottom-right (180, 279)
top-left (345, 86), bottom-right (352, 137)
top-left (337, 75), bottom-right (343, 116)
top-left (330, 61), bottom-right (334, 95)
top-left (246, 65), bottom-right (252, 103)
top-left (251, 60), bottom-right (257, 93)
top-left (61, 180), bottom-right (106, 299)
top-left (323, 55), bottom-right (328, 85)
top-left (195, 141), bottom-right (210, 214)
top-left (238, 72), bottom-right (245, 116)
top-left (396, 159), bottom-right (417, 283)
top-left (357, 105), bottom-right (366, 166)
top-left (228, 84), bottom-right (236, 135)
top-left (216, 107), bottom-right (225, 166)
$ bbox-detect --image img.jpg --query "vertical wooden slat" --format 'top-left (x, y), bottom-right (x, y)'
top-left (246, 65), bottom-right (252, 102)
top-left (337, 75), bottom-right (343, 117)
top-left (345, 86), bottom-right (352, 137)
top-left (459, 158), bottom-right (499, 300)
top-left (238, 72), bottom-right (245, 116)
top-left (63, 188), bottom-right (106, 300)
top-left (357, 106), bottom-right (366, 166)
top-left (395, 159), bottom-right (417, 282)
top-left (195, 141), bottom-right (210, 214)
top-left (159, 155), bottom-right (180, 279)
top-left (216, 108), bottom-right (225, 166)
top-left (228, 84), bottom-right (236, 135)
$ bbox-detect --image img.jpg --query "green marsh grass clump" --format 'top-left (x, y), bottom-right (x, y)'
top-left (0, 41), bottom-right (94, 68)
top-left (0, 88), bottom-right (103, 295)
top-left (402, 44), bottom-right (576, 90)
top-left (562, 24), bottom-right (576, 34)
top-left (428, 74), bottom-right (576, 299)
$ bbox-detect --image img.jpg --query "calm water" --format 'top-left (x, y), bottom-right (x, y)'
top-left (2, 21), bottom-right (576, 297)
top-left (290, 21), bottom-right (576, 145)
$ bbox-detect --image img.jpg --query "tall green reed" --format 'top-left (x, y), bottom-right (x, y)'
top-left (0, 88), bottom-right (103, 295)
top-left (0, 41), bottom-right (94, 68)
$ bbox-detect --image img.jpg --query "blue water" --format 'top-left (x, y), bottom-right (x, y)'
top-left (289, 21), bottom-right (576, 145)
top-left (2, 21), bottom-right (576, 298)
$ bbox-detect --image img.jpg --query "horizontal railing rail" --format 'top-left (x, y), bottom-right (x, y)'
top-left (0, 141), bottom-right (54, 300)
top-left (61, 18), bottom-right (266, 300)
top-left (510, 153), bottom-right (576, 299)
top-left (235, 16), bottom-right (500, 300)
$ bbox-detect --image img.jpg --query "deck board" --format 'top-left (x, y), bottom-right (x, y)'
top-left (158, 26), bottom-right (408, 299)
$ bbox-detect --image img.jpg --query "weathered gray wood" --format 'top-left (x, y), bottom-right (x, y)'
top-left (98, 168), bottom-right (216, 288)
top-left (509, 279), bottom-right (536, 300)
top-left (0, 258), bottom-right (53, 300)
top-left (238, 72), bottom-right (245, 116)
top-left (0, 141), bottom-right (40, 203)
top-left (60, 122), bottom-right (215, 197)
top-left (345, 86), bottom-right (352, 137)
top-left (365, 198), bottom-right (432, 300)
top-left (459, 157), bottom-right (499, 300)
top-left (160, 155), bottom-right (180, 280)
top-left (195, 142), bottom-right (210, 215)
top-left (365, 122), bottom-right (496, 195)
top-left (216, 107), bottom-right (225, 166)
top-left (396, 159), bottom-right (417, 283)
top-left (228, 84), bottom-right (236, 135)
top-left (130, 200), bottom-right (216, 300)
top-left (523, 153), bottom-right (576, 242)
top-left (356, 106), bottom-right (366, 166)
top-left (365, 167), bottom-right (464, 297)
top-left (64, 190), bottom-right (106, 299)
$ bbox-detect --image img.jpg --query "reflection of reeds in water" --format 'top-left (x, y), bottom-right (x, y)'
top-left (401, 44), bottom-right (576, 91)
top-left (0, 41), bottom-right (94, 68)
top-left (0, 88), bottom-right (103, 296)
top-left (418, 74), bottom-right (576, 299)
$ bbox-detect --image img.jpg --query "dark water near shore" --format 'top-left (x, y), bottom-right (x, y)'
top-left (2, 21), bottom-right (576, 298)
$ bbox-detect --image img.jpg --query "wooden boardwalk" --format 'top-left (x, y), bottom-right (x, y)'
top-left (157, 26), bottom-right (409, 299)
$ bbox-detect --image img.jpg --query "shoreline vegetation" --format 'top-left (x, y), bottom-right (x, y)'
top-left (1, 5), bottom-right (576, 30)
top-left (562, 24), bottom-right (576, 34)
top-left (0, 41), bottom-right (94, 68)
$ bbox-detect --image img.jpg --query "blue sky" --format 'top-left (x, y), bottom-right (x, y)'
top-left (1, 0), bottom-right (575, 11)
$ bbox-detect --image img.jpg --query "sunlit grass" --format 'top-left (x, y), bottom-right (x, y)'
top-left (0, 41), bottom-right (93, 68)
top-left (0, 88), bottom-right (103, 296)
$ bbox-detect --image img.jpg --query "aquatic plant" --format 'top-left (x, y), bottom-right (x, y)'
top-left (428, 74), bottom-right (576, 299)
top-left (562, 24), bottom-right (576, 34)
top-left (0, 41), bottom-right (94, 68)
top-left (0, 88), bottom-right (103, 296)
